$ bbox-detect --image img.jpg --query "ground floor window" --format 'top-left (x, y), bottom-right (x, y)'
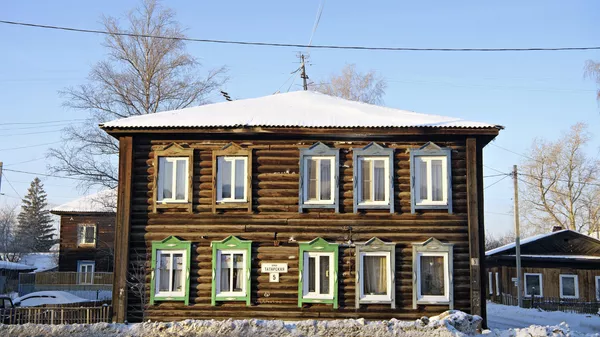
top-left (412, 238), bottom-right (453, 309)
top-left (150, 236), bottom-right (191, 305)
top-left (524, 273), bottom-right (543, 297)
top-left (211, 236), bottom-right (252, 306)
top-left (355, 237), bottom-right (395, 308)
top-left (596, 276), bottom-right (600, 301)
top-left (559, 274), bottom-right (578, 299)
top-left (77, 261), bottom-right (95, 284)
top-left (488, 271), bottom-right (493, 295)
top-left (495, 272), bottom-right (500, 296)
top-left (298, 237), bottom-right (339, 308)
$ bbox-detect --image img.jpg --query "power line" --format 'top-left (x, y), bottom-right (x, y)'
top-left (0, 141), bottom-right (62, 152)
top-left (3, 157), bottom-right (46, 167)
top-left (484, 173), bottom-right (510, 178)
top-left (484, 174), bottom-right (511, 190)
top-left (518, 172), bottom-right (600, 188)
top-left (0, 118), bottom-right (85, 126)
top-left (485, 211), bottom-right (514, 217)
top-left (307, 0), bottom-right (326, 49)
top-left (0, 129), bottom-right (64, 137)
top-left (1, 172), bottom-right (22, 199)
top-left (2, 168), bottom-right (88, 181)
top-left (3, 19), bottom-right (600, 52)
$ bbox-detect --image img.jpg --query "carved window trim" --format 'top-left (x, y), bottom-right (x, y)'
top-left (298, 142), bottom-right (340, 213)
top-left (355, 237), bottom-right (396, 308)
top-left (410, 142), bottom-right (453, 214)
top-left (412, 237), bottom-right (454, 309)
top-left (152, 143), bottom-right (194, 213)
top-left (212, 143), bottom-right (252, 213)
top-left (352, 142), bottom-right (395, 213)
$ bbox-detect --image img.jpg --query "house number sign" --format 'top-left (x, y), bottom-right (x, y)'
top-left (261, 263), bottom-right (288, 283)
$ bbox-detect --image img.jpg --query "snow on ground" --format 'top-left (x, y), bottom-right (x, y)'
top-left (13, 291), bottom-right (90, 307)
top-left (487, 301), bottom-right (600, 334)
top-left (19, 253), bottom-right (58, 272)
top-left (1, 309), bottom-right (599, 337)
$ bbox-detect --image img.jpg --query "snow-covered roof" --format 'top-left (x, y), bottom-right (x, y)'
top-left (19, 253), bottom-right (58, 272)
top-left (51, 189), bottom-right (117, 214)
top-left (0, 260), bottom-right (36, 271)
top-left (101, 91), bottom-right (501, 130)
top-left (504, 254), bottom-right (600, 260)
top-left (485, 229), bottom-right (578, 256)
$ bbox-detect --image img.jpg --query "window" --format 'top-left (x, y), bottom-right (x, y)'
top-left (353, 143), bottom-right (394, 213)
top-left (77, 224), bottom-right (96, 247)
top-left (299, 142), bottom-right (340, 212)
top-left (596, 276), bottom-right (600, 301)
top-left (212, 143), bottom-right (252, 212)
top-left (495, 272), bottom-right (500, 296)
top-left (355, 237), bottom-right (395, 308)
top-left (211, 236), bottom-right (252, 306)
top-left (152, 143), bottom-right (193, 213)
top-left (524, 273), bottom-right (543, 297)
top-left (412, 238), bottom-right (454, 309)
top-left (410, 142), bottom-right (452, 213)
top-left (217, 156), bottom-right (248, 202)
top-left (150, 236), bottom-right (191, 305)
top-left (77, 261), bottom-right (95, 284)
top-left (158, 157), bottom-right (189, 202)
top-left (298, 237), bottom-right (339, 308)
top-left (489, 272), bottom-right (493, 295)
top-left (559, 274), bottom-right (579, 299)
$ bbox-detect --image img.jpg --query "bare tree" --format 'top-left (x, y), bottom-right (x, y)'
top-left (0, 204), bottom-right (22, 262)
top-left (485, 230), bottom-right (515, 251)
top-left (519, 123), bottom-right (600, 235)
top-left (310, 64), bottom-right (387, 104)
top-left (584, 60), bottom-right (600, 102)
top-left (127, 249), bottom-right (149, 321)
top-left (48, 0), bottom-right (227, 189)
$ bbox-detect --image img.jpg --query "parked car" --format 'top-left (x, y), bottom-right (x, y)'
top-left (13, 291), bottom-right (90, 307)
top-left (0, 296), bottom-right (15, 323)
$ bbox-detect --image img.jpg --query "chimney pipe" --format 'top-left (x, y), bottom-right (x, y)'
top-left (552, 225), bottom-right (563, 232)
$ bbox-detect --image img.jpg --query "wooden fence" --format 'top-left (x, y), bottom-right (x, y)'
top-left (0, 306), bottom-right (111, 325)
top-left (497, 293), bottom-right (600, 315)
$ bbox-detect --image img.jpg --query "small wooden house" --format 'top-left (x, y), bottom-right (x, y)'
top-left (100, 91), bottom-right (501, 323)
top-left (485, 228), bottom-right (600, 303)
top-left (51, 190), bottom-right (116, 277)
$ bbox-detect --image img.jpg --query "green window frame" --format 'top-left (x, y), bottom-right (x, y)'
top-left (211, 236), bottom-right (252, 306)
top-left (298, 237), bottom-right (339, 308)
top-left (150, 236), bottom-right (192, 305)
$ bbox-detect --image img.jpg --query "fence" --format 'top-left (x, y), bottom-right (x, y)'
top-left (497, 293), bottom-right (600, 315)
top-left (0, 306), bottom-right (111, 325)
top-left (18, 272), bottom-right (113, 301)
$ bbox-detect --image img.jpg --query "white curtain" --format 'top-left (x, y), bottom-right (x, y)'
top-left (234, 159), bottom-right (245, 200)
top-left (320, 159), bottom-right (331, 200)
top-left (361, 160), bottom-right (371, 201)
top-left (431, 160), bottom-right (443, 201)
top-left (220, 159), bottom-right (232, 199)
top-left (173, 253), bottom-right (183, 291)
top-left (364, 255), bottom-right (387, 295)
top-left (308, 160), bottom-right (318, 200)
top-left (233, 254), bottom-right (244, 292)
top-left (374, 160), bottom-right (385, 201)
top-left (220, 254), bottom-right (230, 292)
top-left (175, 160), bottom-right (186, 200)
top-left (420, 256), bottom-right (444, 295)
top-left (161, 159), bottom-right (173, 199)
top-left (419, 159), bottom-right (428, 200)
top-left (158, 254), bottom-right (170, 292)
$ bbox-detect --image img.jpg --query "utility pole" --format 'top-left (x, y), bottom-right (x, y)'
top-left (0, 161), bottom-right (3, 195)
top-left (300, 54), bottom-right (309, 91)
top-left (513, 165), bottom-right (523, 308)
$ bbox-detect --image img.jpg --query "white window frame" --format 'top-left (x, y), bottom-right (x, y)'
top-left (495, 272), bottom-right (500, 296)
top-left (559, 274), bottom-right (579, 299)
top-left (488, 271), bottom-right (493, 295)
top-left (216, 156), bottom-right (248, 203)
top-left (302, 251), bottom-right (335, 300)
top-left (524, 273), bottom-right (543, 297)
top-left (358, 251), bottom-right (392, 302)
top-left (78, 224), bottom-right (96, 246)
top-left (77, 261), bottom-right (95, 285)
top-left (303, 156), bottom-right (335, 205)
top-left (215, 249), bottom-right (248, 297)
top-left (414, 155), bottom-right (448, 206)
top-left (357, 156), bottom-right (390, 206)
top-left (157, 157), bottom-right (189, 203)
top-left (155, 249), bottom-right (187, 298)
top-left (416, 252), bottom-right (450, 304)
top-left (596, 276), bottom-right (600, 301)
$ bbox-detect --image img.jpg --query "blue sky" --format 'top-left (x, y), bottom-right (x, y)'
top-left (0, 0), bottom-right (599, 236)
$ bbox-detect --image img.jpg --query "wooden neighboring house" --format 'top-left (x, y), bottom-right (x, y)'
top-left (51, 189), bottom-right (117, 278)
top-left (0, 261), bottom-right (36, 293)
top-left (485, 227), bottom-right (600, 303)
top-left (100, 91), bottom-right (502, 323)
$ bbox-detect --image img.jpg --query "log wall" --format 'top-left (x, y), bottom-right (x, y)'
top-left (123, 134), bottom-right (483, 322)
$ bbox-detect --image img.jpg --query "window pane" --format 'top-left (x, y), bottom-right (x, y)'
top-left (173, 254), bottom-right (183, 292)
top-left (162, 160), bottom-right (173, 199)
top-left (419, 159), bottom-right (427, 200)
top-left (562, 277), bottom-right (575, 297)
top-left (431, 160), bottom-right (443, 201)
top-left (308, 256), bottom-right (316, 292)
top-left (320, 159), bottom-right (331, 200)
top-left (526, 275), bottom-right (541, 296)
top-left (364, 255), bottom-right (387, 295)
top-left (221, 159), bottom-right (232, 199)
top-left (158, 254), bottom-right (170, 292)
top-left (308, 160), bottom-right (317, 200)
top-left (374, 160), bottom-right (386, 202)
top-left (420, 256), bottom-right (444, 296)
top-left (220, 254), bottom-right (231, 292)
top-left (319, 255), bottom-right (330, 295)
top-left (84, 227), bottom-right (94, 243)
top-left (234, 159), bottom-right (245, 200)
top-left (233, 254), bottom-right (244, 292)
top-left (361, 160), bottom-right (371, 202)
top-left (175, 160), bottom-right (187, 200)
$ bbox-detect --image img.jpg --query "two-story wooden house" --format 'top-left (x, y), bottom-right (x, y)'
top-left (100, 91), bottom-right (501, 323)
top-left (51, 189), bottom-right (116, 279)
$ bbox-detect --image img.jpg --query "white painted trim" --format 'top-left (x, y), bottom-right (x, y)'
top-left (524, 273), bottom-right (543, 297)
top-left (216, 156), bottom-right (248, 202)
top-left (495, 272), bottom-right (500, 296)
top-left (303, 251), bottom-right (335, 300)
top-left (416, 252), bottom-right (450, 303)
top-left (215, 249), bottom-right (247, 297)
top-left (358, 251), bottom-right (392, 302)
top-left (303, 156), bottom-right (336, 204)
top-left (157, 157), bottom-right (189, 203)
top-left (488, 271), bottom-right (493, 295)
top-left (77, 261), bottom-right (95, 285)
top-left (414, 155), bottom-right (448, 206)
top-left (559, 274), bottom-right (579, 299)
top-left (77, 224), bottom-right (97, 246)
top-left (357, 156), bottom-right (390, 206)
top-left (154, 249), bottom-right (187, 298)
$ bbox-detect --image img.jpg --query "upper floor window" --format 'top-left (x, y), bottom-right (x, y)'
top-left (211, 236), bottom-right (252, 306)
top-left (150, 236), bottom-right (191, 305)
top-left (153, 143), bottom-right (193, 213)
top-left (353, 143), bottom-right (394, 213)
top-left (412, 238), bottom-right (454, 309)
top-left (212, 143), bottom-right (252, 212)
top-left (355, 237), bottom-right (395, 308)
top-left (298, 237), bottom-right (339, 308)
top-left (77, 224), bottom-right (96, 247)
top-left (299, 142), bottom-right (339, 213)
top-left (410, 142), bottom-right (452, 213)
